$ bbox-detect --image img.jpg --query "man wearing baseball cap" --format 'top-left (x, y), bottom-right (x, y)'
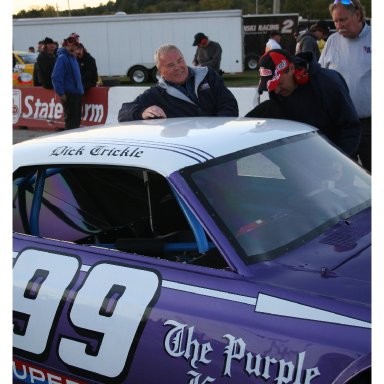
top-left (192, 32), bottom-right (222, 73)
top-left (246, 49), bottom-right (361, 159)
top-left (52, 33), bottom-right (84, 130)
top-left (265, 31), bottom-right (282, 52)
top-left (34, 37), bottom-right (57, 88)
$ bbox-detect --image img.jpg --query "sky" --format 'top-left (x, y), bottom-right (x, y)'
top-left (13, 0), bottom-right (106, 14)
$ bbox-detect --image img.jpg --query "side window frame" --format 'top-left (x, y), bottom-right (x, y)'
top-left (13, 165), bottom-right (226, 269)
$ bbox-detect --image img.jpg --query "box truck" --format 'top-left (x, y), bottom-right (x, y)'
top-left (13, 10), bottom-right (244, 83)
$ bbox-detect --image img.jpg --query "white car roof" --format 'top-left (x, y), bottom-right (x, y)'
top-left (13, 117), bottom-right (315, 176)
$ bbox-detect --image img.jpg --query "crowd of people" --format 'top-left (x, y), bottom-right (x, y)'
top-left (26, 0), bottom-right (371, 172)
top-left (31, 33), bottom-right (99, 130)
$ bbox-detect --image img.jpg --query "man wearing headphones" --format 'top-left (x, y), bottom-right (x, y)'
top-left (246, 49), bottom-right (361, 158)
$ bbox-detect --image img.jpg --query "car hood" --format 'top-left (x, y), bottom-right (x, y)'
top-left (248, 208), bottom-right (371, 305)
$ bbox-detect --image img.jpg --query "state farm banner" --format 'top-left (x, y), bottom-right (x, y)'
top-left (13, 87), bottom-right (109, 130)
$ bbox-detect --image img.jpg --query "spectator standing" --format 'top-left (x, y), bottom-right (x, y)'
top-left (37, 40), bottom-right (44, 53)
top-left (192, 32), bottom-right (222, 73)
top-left (118, 44), bottom-right (238, 121)
top-left (319, 0), bottom-right (371, 171)
top-left (76, 43), bottom-right (99, 91)
top-left (265, 31), bottom-right (282, 52)
top-left (34, 37), bottom-right (57, 88)
top-left (295, 25), bottom-right (321, 61)
top-left (52, 33), bottom-right (84, 130)
top-left (246, 49), bottom-right (361, 158)
top-left (310, 20), bottom-right (330, 54)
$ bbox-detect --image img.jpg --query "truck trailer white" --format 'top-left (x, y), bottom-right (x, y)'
top-left (13, 10), bottom-right (244, 83)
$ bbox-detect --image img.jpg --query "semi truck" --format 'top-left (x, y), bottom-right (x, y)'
top-left (13, 10), bottom-right (244, 83)
top-left (243, 13), bottom-right (299, 70)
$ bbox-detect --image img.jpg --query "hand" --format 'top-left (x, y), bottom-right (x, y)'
top-left (60, 94), bottom-right (67, 103)
top-left (142, 105), bottom-right (167, 119)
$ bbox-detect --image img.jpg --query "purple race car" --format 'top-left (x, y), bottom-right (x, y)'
top-left (13, 117), bottom-right (371, 384)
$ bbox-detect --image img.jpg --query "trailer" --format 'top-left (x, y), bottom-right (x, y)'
top-left (13, 10), bottom-right (244, 83)
top-left (243, 13), bottom-right (299, 70)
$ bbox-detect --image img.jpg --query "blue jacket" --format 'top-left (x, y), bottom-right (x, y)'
top-left (247, 52), bottom-right (361, 157)
top-left (52, 47), bottom-right (84, 96)
top-left (118, 66), bottom-right (238, 121)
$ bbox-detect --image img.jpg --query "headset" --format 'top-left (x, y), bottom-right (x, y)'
top-left (293, 64), bottom-right (310, 85)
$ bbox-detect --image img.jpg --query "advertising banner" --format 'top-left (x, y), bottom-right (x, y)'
top-left (13, 87), bottom-right (109, 130)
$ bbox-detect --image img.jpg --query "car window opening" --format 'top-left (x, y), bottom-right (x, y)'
top-left (13, 166), bottom-right (229, 270)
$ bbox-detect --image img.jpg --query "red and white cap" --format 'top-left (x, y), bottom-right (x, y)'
top-left (258, 49), bottom-right (292, 92)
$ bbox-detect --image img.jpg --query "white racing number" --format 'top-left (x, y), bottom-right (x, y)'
top-left (59, 263), bottom-right (160, 377)
top-left (13, 249), bottom-right (161, 379)
top-left (13, 250), bottom-right (80, 354)
top-left (281, 19), bottom-right (295, 34)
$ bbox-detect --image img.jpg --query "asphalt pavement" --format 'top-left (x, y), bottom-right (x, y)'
top-left (13, 128), bottom-right (54, 144)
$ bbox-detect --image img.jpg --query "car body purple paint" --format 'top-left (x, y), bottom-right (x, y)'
top-left (13, 117), bottom-right (371, 384)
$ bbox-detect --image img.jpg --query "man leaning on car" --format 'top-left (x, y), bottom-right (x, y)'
top-left (118, 44), bottom-right (238, 121)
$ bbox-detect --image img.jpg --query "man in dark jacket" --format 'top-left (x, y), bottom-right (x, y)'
top-left (77, 43), bottom-right (99, 91)
top-left (192, 32), bottom-right (222, 73)
top-left (52, 33), bottom-right (84, 130)
top-left (246, 49), bottom-right (361, 158)
top-left (118, 44), bottom-right (238, 121)
top-left (295, 28), bottom-right (321, 61)
top-left (34, 37), bottom-right (57, 88)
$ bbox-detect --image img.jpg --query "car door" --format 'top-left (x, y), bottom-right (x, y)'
top-left (12, 164), bottom-right (268, 383)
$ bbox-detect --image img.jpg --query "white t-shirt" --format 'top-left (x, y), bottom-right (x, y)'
top-left (319, 24), bottom-right (371, 118)
top-left (265, 38), bottom-right (282, 52)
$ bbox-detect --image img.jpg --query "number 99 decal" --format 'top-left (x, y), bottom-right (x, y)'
top-left (13, 249), bottom-right (161, 379)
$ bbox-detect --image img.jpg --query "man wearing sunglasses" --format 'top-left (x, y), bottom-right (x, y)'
top-left (319, 0), bottom-right (371, 171)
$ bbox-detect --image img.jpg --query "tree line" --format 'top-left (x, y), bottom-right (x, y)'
top-left (13, 0), bottom-right (371, 20)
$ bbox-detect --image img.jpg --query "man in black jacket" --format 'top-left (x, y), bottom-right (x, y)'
top-left (118, 44), bottom-right (238, 121)
top-left (77, 43), bottom-right (99, 91)
top-left (246, 49), bottom-right (361, 158)
top-left (35, 37), bottom-right (57, 89)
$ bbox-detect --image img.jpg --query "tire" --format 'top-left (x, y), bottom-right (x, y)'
top-left (245, 56), bottom-right (259, 71)
top-left (128, 66), bottom-right (149, 84)
top-left (151, 67), bottom-right (160, 82)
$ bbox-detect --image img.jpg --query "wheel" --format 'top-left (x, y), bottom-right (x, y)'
top-left (151, 67), bottom-right (160, 82)
top-left (128, 66), bottom-right (149, 84)
top-left (245, 56), bottom-right (259, 70)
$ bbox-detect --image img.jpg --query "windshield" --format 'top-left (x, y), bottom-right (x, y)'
top-left (17, 52), bottom-right (37, 64)
top-left (185, 132), bottom-right (371, 264)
